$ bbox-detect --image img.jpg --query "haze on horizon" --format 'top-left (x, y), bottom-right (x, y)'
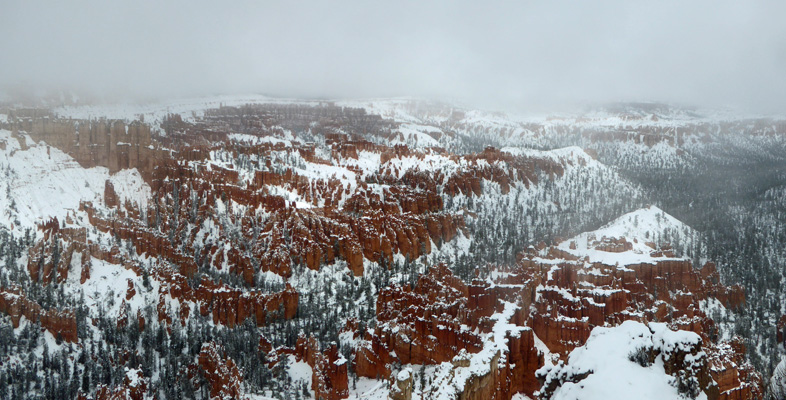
top-left (2, 0), bottom-right (786, 113)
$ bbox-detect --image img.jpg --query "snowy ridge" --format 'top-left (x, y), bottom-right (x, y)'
top-left (556, 205), bottom-right (700, 266)
top-left (0, 130), bottom-right (100, 231)
top-left (428, 302), bottom-right (525, 400)
top-left (578, 205), bottom-right (694, 244)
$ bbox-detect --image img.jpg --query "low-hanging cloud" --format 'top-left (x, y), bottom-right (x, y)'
top-left (2, 0), bottom-right (785, 112)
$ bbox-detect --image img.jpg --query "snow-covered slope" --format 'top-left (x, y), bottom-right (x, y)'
top-left (539, 320), bottom-right (707, 400)
top-left (556, 205), bottom-right (700, 265)
top-left (0, 129), bottom-right (151, 234)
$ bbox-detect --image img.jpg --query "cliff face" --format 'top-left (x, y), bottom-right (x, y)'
top-left (16, 118), bottom-right (167, 180)
top-left (706, 338), bottom-right (763, 400)
top-left (355, 264), bottom-right (544, 397)
top-left (153, 271), bottom-right (299, 328)
top-left (356, 265), bottom-right (486, 378)
top-left (516, 256), bottom-right (742, 355)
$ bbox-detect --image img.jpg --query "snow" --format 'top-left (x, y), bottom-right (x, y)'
top-left (108, 168), bottom-right (152, 209)
top-left (534, 332), bottom-right (559, 366)
top-left (228, 133), bottom-right (292, 147)
top-left (396, 368), bottom-right (411, 381)
top-left (541, 320), bottom-right (706, 400)
top-left (80, 258), bottom-right (141, 318)
top-left (429, 302), bottom-right (531, 399)
top-left (555, 205), bottom-right (698, 266)
top-left (125, 368), bottom-right (142, 387)
top-left (346, 378), bottom-right (389, 400)
top-left (770, 358), bottom-right (786, 397)
top-left (649, 322), bottom-right (702, 354)
top-left (576, 205), bottom-right (692, 245)
top-left (392, 123), bottom-right (442, 148)
top-left (0, 130), bottom-right (107, 232)
top-left (288, 355), bottom-right (313, 386)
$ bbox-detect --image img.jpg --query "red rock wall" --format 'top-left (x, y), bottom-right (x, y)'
top-left (0, 288), bottom-right (78, 343)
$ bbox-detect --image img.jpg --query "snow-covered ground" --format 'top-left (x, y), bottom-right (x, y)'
top-left (539, 320), bottom-right (706, 400)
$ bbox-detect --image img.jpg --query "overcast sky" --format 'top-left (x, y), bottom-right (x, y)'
top-left (2, 1), bottom-right (785, 112)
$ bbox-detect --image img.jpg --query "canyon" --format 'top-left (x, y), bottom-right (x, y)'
top-left (0, 101), bottom-right (771, 399)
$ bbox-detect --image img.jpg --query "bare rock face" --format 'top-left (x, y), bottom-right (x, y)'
top-left (104, 180), bottom-right (120, 208)
top-left (18, 118), bottom-right (166, 180)
top-left (442, 147), bottom-right (565, 197)
top-left (512, 254), bottom-right (743, 356)
top-left (706, 338), bottom-right (764, 400)
top-left (125, 279), bottom-right (136, 300)
top-left (356, 264), bottom-right (544, 398)
top-left (356, 264), bottom-right (485, 378)
top-left (155, 270), bottom-right (299, 328)
top-left (354, 236), bottom-right (759, 400)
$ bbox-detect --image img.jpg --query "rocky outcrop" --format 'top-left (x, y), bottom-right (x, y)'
top-left (442, 147), bottom-right (564, 196)
top-left (706, 338), bottom-right (764, 400)
top-left (389, 368), bottom-right (413, 400)
top-left (356, 264), bottom-right (543, 398)
top-left (154, 269), bottom-right (299, 328)
top-left (510, 254), bottom-right (744, 356)
top-left (356, 265), bottom-right (485, 378)
top-left (104, 180), bottom-right (120, 208)
top-left (28, 217), bottom-right (140, 286)
top-left (15, 118), bottom-right (168, 180)
top-left (293, 336), bottom-right (349, 400)
top-left (0, 288), bottom-right (78, 343)
top-left (79, 369), bottom-right (148, 400)
top-left (537, 322), bottom-right (714, 400)
top-left (196, 342), bottom-right (246, 400)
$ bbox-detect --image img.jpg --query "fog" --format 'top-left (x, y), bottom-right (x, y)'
top-left (2, 1), bottom-right (785, 112)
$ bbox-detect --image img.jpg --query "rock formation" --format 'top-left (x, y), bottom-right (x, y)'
top-left (195, 342), bottom-right (246, 400)
top-left (0, 288), bottom-right (78, 343)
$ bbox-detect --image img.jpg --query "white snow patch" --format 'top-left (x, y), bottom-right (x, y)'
top-left (540, 320), bottom-right (706, 400)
